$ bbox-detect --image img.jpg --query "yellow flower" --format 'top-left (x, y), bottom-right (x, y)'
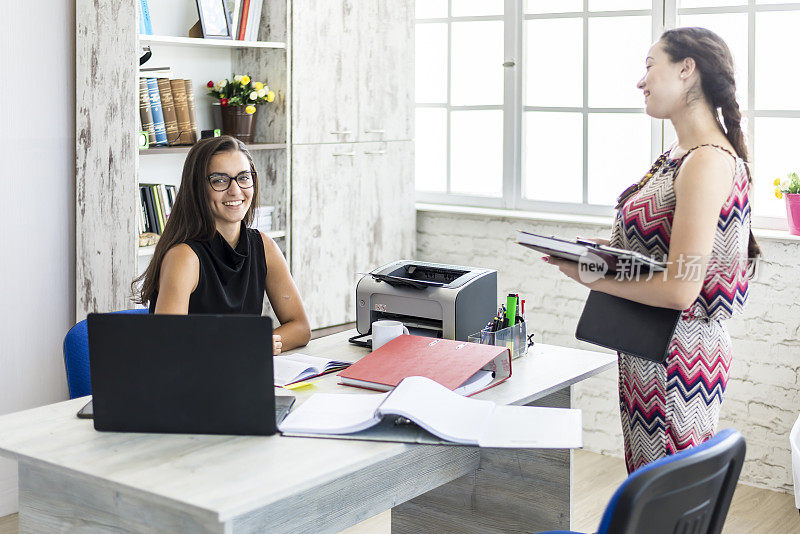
top-left (254, 82), bottom-right (264, 91)
top-left (776, 189), bottom-right (783, 199)
top-left (774, 178), bottom-right (782, 186)
top-left (266, 91), bottom-right (275, 102)
top-left (245, 105), bottom-right (256, 115)
top-left (241, 75), bottom-right (251, 85)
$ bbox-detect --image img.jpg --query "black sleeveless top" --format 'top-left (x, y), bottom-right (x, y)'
top-left (149, 225), bottom-right (267, 314)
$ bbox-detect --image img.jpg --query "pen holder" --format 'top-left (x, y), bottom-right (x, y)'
top-left (468, 321), bottom-right (528, 360)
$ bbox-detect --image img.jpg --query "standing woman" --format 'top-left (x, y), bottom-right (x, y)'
top-left (543, 28), bottom-right (759, 472)
top-left (133, 135), bottom-right (311, 355)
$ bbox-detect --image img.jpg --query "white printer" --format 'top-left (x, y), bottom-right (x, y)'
top-left (355, 260), bottom-right (497, 341)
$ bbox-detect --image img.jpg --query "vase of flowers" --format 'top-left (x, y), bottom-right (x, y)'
top-left (774, 172), bottom-right (800, 236)
top-left (207, 75), bottom-right (276, 143)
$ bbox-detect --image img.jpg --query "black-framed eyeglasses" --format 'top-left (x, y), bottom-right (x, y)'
top-left (206, 171), bottom-right (257, 192)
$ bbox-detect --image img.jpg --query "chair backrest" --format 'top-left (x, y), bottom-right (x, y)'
top-left (63, 308), bottom-right (149, 399)
top-left (597, 428), bottom-right (746, 534)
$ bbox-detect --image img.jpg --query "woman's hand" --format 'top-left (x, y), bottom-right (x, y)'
top-left (273, 334), bottom-right (283, 355)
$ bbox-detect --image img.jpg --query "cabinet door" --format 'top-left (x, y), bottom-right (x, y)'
top-left (291, 0), bottom-right (359, 145)
top-left (291, 144), bottom-right (361, 329)
top-left (356, 141), bottom-right (416, 273)
top-left (357, 0), bottom-right (413, 142)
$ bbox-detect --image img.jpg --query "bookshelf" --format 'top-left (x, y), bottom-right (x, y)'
top-left (139, 34), bottom-right (285, 49)
top-left (140, 143), bottom-right (286, 155)
top-left (76, 0), bottom-right (291, 318)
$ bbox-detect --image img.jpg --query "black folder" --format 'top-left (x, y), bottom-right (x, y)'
top-left (575, 290), bottom-right (681, 363)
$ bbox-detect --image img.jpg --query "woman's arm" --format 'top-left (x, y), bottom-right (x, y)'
top-left (548, 148), bottom-right (734, 310)
top-left (262, 232), bottom-right (311, 353)
top-left (153, 244), bottom-right (200, 314)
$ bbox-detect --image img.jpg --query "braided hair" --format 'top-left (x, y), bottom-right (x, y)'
top-left (660, 27), bottom-right (761, 275)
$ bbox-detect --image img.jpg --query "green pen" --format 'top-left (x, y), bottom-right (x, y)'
top-left (506, 294), bottom-right (518, 327)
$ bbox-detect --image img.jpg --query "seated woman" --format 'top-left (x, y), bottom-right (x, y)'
top-left (133, 136), bottom-right (310, 355)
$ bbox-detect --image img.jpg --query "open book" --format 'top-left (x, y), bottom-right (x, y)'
top-left (273, 353), bottom-right (352, 387)
top-left (279, 376), bottom-right (582, 448)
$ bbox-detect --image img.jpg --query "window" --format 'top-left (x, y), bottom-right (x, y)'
top-left (415, 0), bottom-right (800, 229)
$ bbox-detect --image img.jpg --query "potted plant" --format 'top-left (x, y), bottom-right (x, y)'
top-left (774, 172), bottom-right (800, 236)
top-left (207, 75), bottom-right (276, 143)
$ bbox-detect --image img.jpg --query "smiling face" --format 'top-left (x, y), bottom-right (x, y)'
top-left (205, 150), bottom-right (254, 230)
top-left (636, 41), bottom-right (690, 120)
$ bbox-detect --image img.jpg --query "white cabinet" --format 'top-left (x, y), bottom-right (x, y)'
top-left (358, 0), bottom-right (413, 142)
top-left (291, 144), bottom-right (360, 328)
top-left (290, 0), bottom-right (415, 329)
top-left (291, 141), bottom-right (415, 329)
top-left (290, 0), bottom-right (359, 145)
top-left (291, 0), bottom-right (413, 144)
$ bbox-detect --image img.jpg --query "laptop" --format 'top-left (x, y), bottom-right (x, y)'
top-left (86, 313), bottom-right (294, 436)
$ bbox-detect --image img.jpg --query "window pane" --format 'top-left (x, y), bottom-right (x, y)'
top-left (525, 0), bottom-right (582, 13)
top-left (587, 113), bottom-right (652, 205)
top-left (677, 14), bottom-right (748, 109)
top-left (753, 118), bottom-right (800, 218)
top-left (416, 108), bottom-right (448, 193)
top-left (416, 0), bottom-right (447, 19)
top-left (450, 110), bottom-right (503, 196)
top-left (451, 21), bottom-right (504, 105)
top-left (588, 0), bottom-right (651, 10)
top-left (588, 16), bottom-right (653, 108)
top-left (451, 0), bottom-right (503, 17)
top-left (416, 23), bottom-right (448, 104)
top-left (523, 112), bottom-right (583, 203)
top-left (755, 11), bottom-right (800, 110)
top-left (525, 18), bottom-right (583, 107)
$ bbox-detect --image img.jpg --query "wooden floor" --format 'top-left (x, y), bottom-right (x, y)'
top-left (1, 451), bottom-right (797, 533)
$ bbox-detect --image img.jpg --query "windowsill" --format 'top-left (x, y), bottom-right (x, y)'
top-left (416, 203), bottom-right (615, 227)
top-left (415, 203), bottom-right (800, 243)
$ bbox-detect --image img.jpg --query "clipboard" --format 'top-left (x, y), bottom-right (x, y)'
top-left (515, 231), bottom-right (667, 274)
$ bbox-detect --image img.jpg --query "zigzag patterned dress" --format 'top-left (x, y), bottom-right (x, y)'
top-left (610, 145), bottom-right (751, 474)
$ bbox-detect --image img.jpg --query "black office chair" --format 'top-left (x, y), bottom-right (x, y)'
top-left (539, 428), bottom-right (746, 534)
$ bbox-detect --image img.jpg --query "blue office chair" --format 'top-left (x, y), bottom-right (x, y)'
top-left (539, 428), bottom-right (746, 534)
top-left (63, 308), bottom-right (149, 398)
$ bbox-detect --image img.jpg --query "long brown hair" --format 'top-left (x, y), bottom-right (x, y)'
top-left (660, 27), bottom-right (761, 274)
top-left (132, 136), bottom-right (259, 305)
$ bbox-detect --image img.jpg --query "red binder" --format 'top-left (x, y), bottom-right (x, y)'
top-left (337, 335), bottom-right (512, 396)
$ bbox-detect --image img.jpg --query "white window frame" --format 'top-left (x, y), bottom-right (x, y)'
top-left (415, 0), bottom-right (797, 231)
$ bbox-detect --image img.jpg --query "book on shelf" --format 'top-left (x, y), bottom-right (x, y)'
top-left (238, 0), bottom-right (250, 40)
top-left (184, 80), bottom-right (199, 143)
top-left (138, 79), bottom-right (156, 145)
top-left (156, 78), bottom-right (180, 145)
top-left (245, 0), bottom-right (263, 41)
top-left (139, 184), bottom-right (177, 237)
top-left (138, 0), bottom-right (152, 35)
top-left (140, 186), bottom-right (158, 234)
top-left (170, 80), bottom-right (194, 145)
top-left (144, 78), bottom-right (168, 145)
top-left (273, 353), bottom-right (353, 387)
top-left (137, 75), bottom-right (198, 147)
top-left (151, 184), bottom-right (165, 231)
top-left (279, 376), bottom-right (583, 448)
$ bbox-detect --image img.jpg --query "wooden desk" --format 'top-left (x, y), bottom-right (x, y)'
top-left (0, 331), bottom-right (615, 533)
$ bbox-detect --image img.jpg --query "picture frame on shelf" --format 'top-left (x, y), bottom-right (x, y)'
top-left (194, 0), bottom-right (233, 39)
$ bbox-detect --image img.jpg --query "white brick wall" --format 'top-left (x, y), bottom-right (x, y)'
top-left (417, 208), bottom-right (800, 493)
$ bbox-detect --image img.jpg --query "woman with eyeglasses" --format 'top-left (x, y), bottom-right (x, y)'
top-left (133, 136), bottom-right (310, 355)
